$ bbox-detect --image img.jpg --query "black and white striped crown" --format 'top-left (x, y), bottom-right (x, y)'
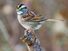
top-left (17, 3), bottom-right (27, 10)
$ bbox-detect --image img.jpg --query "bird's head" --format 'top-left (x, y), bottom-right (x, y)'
top-left (17, 3), bottom-right (28, 15)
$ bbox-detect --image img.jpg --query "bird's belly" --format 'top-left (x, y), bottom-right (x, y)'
top-left (21, 21), bottom-right (44, 30)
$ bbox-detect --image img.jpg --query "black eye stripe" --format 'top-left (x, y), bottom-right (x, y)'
top-left (19, 4), bottom-right (24, 8)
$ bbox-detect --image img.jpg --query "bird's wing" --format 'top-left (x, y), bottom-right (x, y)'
top-left (30, 16), bottom-right (46, 22)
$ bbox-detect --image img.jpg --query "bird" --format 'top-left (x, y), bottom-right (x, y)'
top-left (17, 3), bottom-right (46, 30)
top-left (17, 3), bottom-right (64, 30)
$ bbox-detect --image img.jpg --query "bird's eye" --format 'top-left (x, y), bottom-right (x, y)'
top-left (23, 7), bottom-right (27, 9)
